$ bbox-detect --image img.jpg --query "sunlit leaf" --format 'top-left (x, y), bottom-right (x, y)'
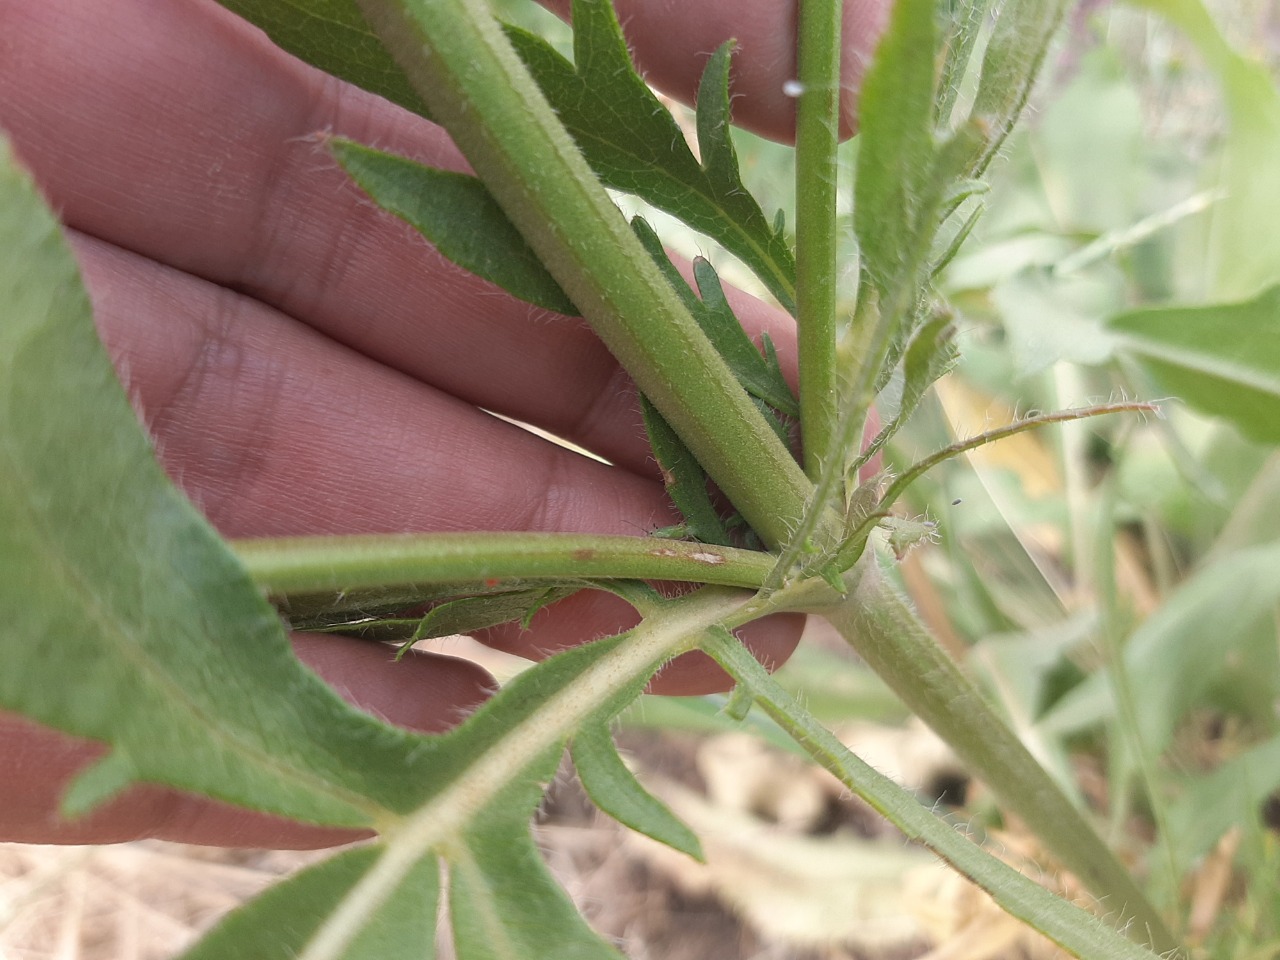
top-left (332, 139), bottom-right (577, 314)
top-left (571, 722), bottom-right (703, 861)
top-left (1108, 284), bottom-right (1280, 444)
top-left (179, 846), bottom-right (439, 960)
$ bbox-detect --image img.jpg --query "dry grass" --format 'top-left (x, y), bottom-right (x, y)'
top-left (0, 841), bottom-right (329, 959)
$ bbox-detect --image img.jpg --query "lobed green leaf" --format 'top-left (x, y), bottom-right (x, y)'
top-left (179, 846), bottom-right (439, 960)
top-left (571, 722), bottom-right (704, 861)
top-left (332, 138), bottom-right (577, 314)
top-left (215, 0), bottom-right (430, 118)
top-left (640, 395), bottom-right (732, 546)
top-left (447, 740), bottom-right (624, 959)
top-left (504, 0), bottom-right (797, 311)
top-left (0, 137), bottom-right (437, 829)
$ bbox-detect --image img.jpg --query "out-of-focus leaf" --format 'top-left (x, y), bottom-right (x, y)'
top-left (178, 846), bottom-right (438, 960)
top-left (332, 139), bottom-right (577, 314)
top-left (504, 0), bottom-right (796, 311)
top-left (958, 0), bottom-right (1069, 179)
top-left (1039, 543), bottom-right (1280, 758)
top-left (571, 722), bottom-right (704, 861)
top-left (1033, 49), bottom-right (1145, 234)
top-left (1127, 0), bottom-right (1280, 300)
top-left (996, 266), bottom-right (1120, 377)
top-left (895, 309), bottom-right (959, 423)
top-left (0, 137), bottom-right (435, 829)
top-left (1107, 285), bottom-right (1280, 444)
top-left (215, 0), bottom-right (429, 118)
top-left (936, 0), bottom-right (986, 125)
top-left (1165, 732), bottom-right (1280, 873)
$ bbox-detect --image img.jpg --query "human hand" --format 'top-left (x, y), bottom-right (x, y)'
top-left (0, 0), bottom-right (887, 847)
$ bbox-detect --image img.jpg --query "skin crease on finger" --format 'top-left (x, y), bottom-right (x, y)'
top-left (0, 0), bottom-right (887, 843)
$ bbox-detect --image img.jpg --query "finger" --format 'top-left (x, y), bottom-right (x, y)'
top-left (0, 0), bottom-right (798, 476)
top-left (0, 637), bottom-right (492, 847)
top-left (72, 233), bottom-right (675, 539)
top-left (74, 232), bottom-right (805, 686)
top-left (539, 0), bottom-right (892, 141)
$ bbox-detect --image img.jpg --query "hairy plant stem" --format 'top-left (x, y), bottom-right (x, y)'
top-left (232, 532), bottom-right (776, 596)
top-left (793, 0), bottom-right (843, 481)
top-left (817, 558), bottom-right (1181, 955)
top-left (700, 628), bottom-right (1167, 960)
top-left (352, 0), bottom-right (813, 549)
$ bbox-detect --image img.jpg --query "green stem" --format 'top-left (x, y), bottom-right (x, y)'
top-left (793, 0), bottom-right (843, 480)
top-left (232, 532), bottom-right (776, 596)
top-left (352, 0), bottom-right (812, 548)
top-left (817, 560), bottom-right (1181, 955)
top-left (700, 628), bottom-right (1168, 960)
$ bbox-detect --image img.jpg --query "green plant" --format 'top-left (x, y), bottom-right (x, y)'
top-left (5, 0), bottom-right (1279, 956)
